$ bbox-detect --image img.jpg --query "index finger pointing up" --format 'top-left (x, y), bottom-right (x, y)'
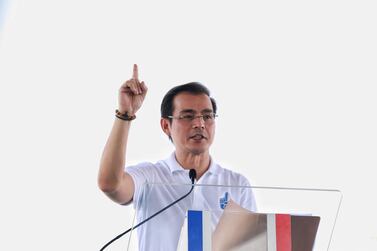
top-left (132, 64), bottom-right (139, 80)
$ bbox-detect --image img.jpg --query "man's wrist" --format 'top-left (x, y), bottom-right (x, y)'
top-left (115, 109), bottom-right (136, 121)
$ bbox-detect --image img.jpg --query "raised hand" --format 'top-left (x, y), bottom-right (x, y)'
top-left (118, 64), bottom-right (148, 116)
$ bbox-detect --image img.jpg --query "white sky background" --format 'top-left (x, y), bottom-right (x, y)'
top-left (0, 0), bottom-right (376, 250)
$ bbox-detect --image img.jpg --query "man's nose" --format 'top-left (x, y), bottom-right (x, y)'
top-left (192, 116), bottom-right (205, 129)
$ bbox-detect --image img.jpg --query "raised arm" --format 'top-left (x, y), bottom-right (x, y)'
top-left (98, 64), bottom-right (148, 204)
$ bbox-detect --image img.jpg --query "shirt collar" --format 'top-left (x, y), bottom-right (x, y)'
top-left (163, 152), bottom-right (222, 176)
top-left (164, 152), bottom-right (184, 173)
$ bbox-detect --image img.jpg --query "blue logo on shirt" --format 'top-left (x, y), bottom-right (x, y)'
top-left (219, 192), bottom-right (229, 209)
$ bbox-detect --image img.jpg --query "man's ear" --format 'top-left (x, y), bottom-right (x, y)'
top-left (160, 118), bottom-right (171, 137)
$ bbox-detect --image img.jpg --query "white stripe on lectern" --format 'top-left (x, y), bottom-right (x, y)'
top-left (202, 211), bottom-right (212, 251)
top-left (267, 214), bottom-right (277, 251)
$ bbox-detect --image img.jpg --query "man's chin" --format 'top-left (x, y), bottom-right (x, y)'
top-left (188, 147), bottom-right (208, 155)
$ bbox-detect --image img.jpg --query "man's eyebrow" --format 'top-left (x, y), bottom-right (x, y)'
top-left (179, 109), bottom-right (196, 114)
top-left (179, 109), bottom-right (213, 114)
top-left (201, 109), bottom-right (213, 113)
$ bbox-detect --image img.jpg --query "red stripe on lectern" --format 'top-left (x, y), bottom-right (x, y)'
top-left (276, 214), bottom-right (292, 251)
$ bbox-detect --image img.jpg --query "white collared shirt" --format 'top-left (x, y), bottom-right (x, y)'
top-left (126, 153), bottom-right (256, 251)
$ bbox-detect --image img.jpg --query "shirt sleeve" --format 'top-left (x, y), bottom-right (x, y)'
top-left (240, 176), bottom-right (257, 212)
top-left (125, 162), bottom-right (154, 210)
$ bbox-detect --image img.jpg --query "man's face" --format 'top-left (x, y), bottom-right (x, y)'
top-left (162, 92), bottom-right (216, 155)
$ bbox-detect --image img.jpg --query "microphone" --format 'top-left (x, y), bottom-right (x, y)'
top-left (100, 169), bottom-right (197, 251)
top-left (189, 169), bottom-right (196, 183)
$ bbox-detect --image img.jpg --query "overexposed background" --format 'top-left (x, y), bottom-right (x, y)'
top-left (0, 1), bottom-right (376, 250)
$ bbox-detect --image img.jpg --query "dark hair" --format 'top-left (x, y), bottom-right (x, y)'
top-left (160, 82), bottom-right (217, 121)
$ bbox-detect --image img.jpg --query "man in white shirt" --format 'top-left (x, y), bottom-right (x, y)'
top-left (98, 64), bottom-right (256, 250)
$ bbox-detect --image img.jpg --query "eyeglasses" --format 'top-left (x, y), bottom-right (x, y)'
top-left (168, 113), bottom-right (218, 123)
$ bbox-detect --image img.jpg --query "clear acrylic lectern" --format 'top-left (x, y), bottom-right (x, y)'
top-left (122, 183), bottom-right (342, 251)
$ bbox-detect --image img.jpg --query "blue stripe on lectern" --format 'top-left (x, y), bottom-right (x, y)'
top-left (188, 210), bottom-right (203, 251)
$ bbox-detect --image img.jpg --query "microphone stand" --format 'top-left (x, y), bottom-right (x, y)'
top-left (100, 169), bottom-right (197, 251)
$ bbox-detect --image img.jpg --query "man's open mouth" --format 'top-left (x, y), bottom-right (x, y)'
top-left (190, 134), bottom-right (206, 140)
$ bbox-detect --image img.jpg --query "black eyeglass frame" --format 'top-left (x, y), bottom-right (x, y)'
top-left (167, 113), bottom-right (218, 122)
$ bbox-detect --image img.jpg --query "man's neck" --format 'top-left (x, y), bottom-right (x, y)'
top-left (174, 151), bottom-right (210, 180)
